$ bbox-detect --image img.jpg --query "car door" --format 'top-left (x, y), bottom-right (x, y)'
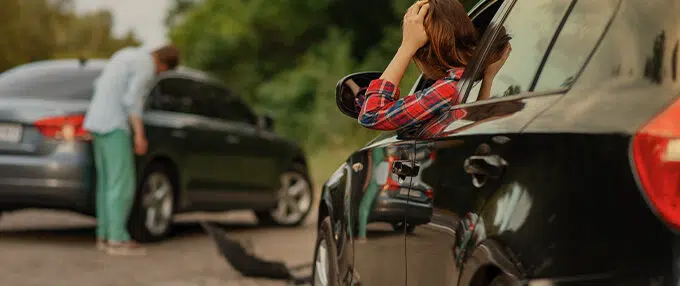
top-left (403, 0), bottom-right (602, 284)
top-left (211, 85), bottom-right (280, 204)
top-left (155, 77), bottom-right (234, 206)
top-left (457, 1), bottom-right (622, 283)
top-left (347, 132), bottom-right (415, 286)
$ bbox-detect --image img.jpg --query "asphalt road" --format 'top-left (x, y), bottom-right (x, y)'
top-left (0, 209), bottom-right (318, 286)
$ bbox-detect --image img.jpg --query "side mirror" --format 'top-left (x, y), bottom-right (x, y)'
top-left (335, 71), bottom-right (382, 119)
top-left (258, 113), bottom-right (275, 131)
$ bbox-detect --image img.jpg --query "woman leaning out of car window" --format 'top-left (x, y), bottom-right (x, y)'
top-left (355, 0), bottom-right (512, 132)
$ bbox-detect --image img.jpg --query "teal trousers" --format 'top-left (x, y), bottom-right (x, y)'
top-left (92, 129), bottom-right (136, 242)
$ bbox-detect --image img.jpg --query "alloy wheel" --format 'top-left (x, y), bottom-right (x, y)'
top-left (141, 172), bottom-right (174, 236)
top-left (314, 238), bottom-right (330, 286)
top-left (270, 172), bottom-right (312, 225)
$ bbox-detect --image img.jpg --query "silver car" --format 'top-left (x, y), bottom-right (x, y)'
top-left (0, 59), bottom-right (314, 242)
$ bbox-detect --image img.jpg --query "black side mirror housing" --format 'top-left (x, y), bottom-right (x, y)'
top-left (335, 71), bottom-right (382, 119)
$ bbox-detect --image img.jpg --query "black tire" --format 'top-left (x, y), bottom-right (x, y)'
top-left (488, 274), bottom-right (522, 286)
top-left (255, 163), bottom-right (313, 227)
top-left (312, 217), bottom-right (340, 286)
top-left (128, 163), bottom-right (176, 243)
top-left (392, 221), bottom-right (416, 234)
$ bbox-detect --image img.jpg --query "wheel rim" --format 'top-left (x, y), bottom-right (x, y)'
top-left (142, 172), bottom-right (174, 236)
top-left (314, 239), bottom-right (330, 286)
top-left (271, 172), bottom-right (312, 225)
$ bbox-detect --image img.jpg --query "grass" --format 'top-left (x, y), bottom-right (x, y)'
top-left (307, 147), bottom-right (356, 192)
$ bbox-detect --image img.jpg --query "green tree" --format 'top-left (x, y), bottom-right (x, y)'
top-left (0, 0), bottom-right (140, 73)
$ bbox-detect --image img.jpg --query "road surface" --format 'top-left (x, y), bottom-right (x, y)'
top-left (0, 209), bottom-right (318, 286)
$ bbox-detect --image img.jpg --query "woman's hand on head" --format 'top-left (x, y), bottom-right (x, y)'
top-left (485, 43), bottom-right (512, 78)
top-left (401, 0), bottom-right (431, 53)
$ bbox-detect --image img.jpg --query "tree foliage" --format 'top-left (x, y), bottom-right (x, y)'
top-left (0, 0), bottom-right (140, 73)
top-left (168, 0), bottom-right (482, 152)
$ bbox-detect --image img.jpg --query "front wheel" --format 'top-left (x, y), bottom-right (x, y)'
top-left (128, 163), bottom-right (175, 242)
top-left (312, 217), bottom-right (339, 286)
top-left (255, 164), bottom-right (313, 227)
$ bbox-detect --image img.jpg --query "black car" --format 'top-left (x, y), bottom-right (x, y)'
top-left (0, 59), bottom-right (313, 242)
top-left (312, 0), bottom-right (680, 285)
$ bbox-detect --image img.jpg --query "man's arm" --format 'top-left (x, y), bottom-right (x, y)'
top-left (122, 58), bottom-right (154, 133)
top-left (122, 57), bottom-right (155, 154)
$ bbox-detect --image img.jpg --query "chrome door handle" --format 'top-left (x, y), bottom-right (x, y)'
top-left (171, 129), bottom-right (187, 138)
top-left (225, 135), bottom-right (240, 144)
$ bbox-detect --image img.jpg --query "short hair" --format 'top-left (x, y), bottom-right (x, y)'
top-left (153, 45), bottom-right (180, 70)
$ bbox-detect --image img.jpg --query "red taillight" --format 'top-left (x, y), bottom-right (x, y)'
top-left (34, 114), bottom-right (89, 140)
top-left (632, 98), bottom-right (680, 228)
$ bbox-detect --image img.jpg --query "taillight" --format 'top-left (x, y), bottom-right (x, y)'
top-left (632, 98), bottom-right (680, 228)
top-left (34, 114), bottom-right (89, 141)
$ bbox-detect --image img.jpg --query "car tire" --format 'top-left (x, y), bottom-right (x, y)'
top-left (128, 163), bottom-right (175, 243)
top-left (488, 274), bottom-right (522, 286)
top-left (392, 221), bottom-right (416, 233)
top-left (312, 217), bottom-right (340, 286)
top-left (255, 164), bottom-right (313, 227)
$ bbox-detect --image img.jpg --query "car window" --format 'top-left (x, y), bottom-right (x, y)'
top-left (534, 0), bottom-right (620, 91)
top-left (225, 98), bottom-right (257, 125)
top-left (409, 0), bottom-right (505, 94)
top-left (150, 77), bottom-right (199, 115)
top-left (466, 0), bottom-right (573, 102)
top-left (0, 67), bottom-right (100, 100)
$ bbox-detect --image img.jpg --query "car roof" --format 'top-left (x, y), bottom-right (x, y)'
top-left (1, 58), bottom-right (108, 75)
top-left (1, 58), bottom-right (226, 87)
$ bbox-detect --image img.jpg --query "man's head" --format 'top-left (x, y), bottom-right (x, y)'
top-left (152, 45), bottom-right (180, 74)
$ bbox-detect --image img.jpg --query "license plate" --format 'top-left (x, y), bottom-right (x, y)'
top-left (0, 124), bottom-right (22, 143)
top-left (409, 191), bottom-right (422, 198)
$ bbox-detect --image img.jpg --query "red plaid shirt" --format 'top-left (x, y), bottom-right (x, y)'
top-left (356, 68), bottom-right (465, 133)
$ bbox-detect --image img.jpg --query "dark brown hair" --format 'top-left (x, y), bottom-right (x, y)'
top-left (414, 0), bottom-right (479, 80)
top-left (475, 26), bottom-right (512, 81)
top-left (153, 45), bottom-right (180, 70)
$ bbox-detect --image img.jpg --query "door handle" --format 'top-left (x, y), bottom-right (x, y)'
top-left (463, 154), bottom-right (508, 187)
top-left (392, 161), bottom-right (420, 180)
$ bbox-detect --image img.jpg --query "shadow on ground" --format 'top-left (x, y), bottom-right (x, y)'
top-left (0, 220), bottom-right (275, 246)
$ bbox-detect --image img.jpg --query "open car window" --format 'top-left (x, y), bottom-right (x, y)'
top-left (409, 0), bottom-right (505, 95)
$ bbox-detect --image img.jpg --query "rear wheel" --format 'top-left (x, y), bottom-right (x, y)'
top-left (392, 221), bottom-right (416, 233)
top-left (255, 164), bottom-right (313, 227)
top-left (129, 163), bottom-right (175, 242)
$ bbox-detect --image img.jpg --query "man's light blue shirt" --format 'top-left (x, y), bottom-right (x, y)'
top-left (84, 47), bottom-right (155, 134)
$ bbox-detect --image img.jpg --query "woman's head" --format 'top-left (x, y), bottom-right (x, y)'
top-left (414, 0), bottom-right (479, 79)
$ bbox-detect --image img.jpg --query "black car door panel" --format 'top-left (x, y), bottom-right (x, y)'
top-left (348, 134), bottom-right (415, 286)
top-left (405, 94), bottom-right (560, 285)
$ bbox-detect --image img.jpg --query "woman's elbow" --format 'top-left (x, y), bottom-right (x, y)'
top-left (357, 113), bottom-right (393, 131)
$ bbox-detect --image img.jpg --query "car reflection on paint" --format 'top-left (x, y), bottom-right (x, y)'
top-left (367, 145), bottom-right (435, 233)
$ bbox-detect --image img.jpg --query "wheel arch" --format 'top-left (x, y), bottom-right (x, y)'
top-left (461, 239), bottom-right (524, 286)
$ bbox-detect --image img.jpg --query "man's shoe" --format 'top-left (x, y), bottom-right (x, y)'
top-left (106, 241), bottom-right (147, 256)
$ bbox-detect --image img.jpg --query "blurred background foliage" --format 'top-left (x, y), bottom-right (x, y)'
top-left (0, 0), bottom-right (140, 73)
top-left (166, 0), bottom-right (428, 180)
top-left (1, 0), bottom-right (479, 185)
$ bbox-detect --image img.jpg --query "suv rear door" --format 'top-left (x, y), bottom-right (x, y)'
top-left (403, 0), bottom-right (619, 284)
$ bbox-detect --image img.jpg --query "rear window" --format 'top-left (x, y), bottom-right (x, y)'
top-left (0, 66), bottom-right (101, 100)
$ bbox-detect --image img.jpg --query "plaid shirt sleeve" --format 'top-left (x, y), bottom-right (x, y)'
top-left (357, 69), bottom-right (463, 131)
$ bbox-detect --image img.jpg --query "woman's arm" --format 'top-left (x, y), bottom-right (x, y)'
top-left (478, 44), bottom-right (512, 101)
top-left (380, 0), bottom-right (430, 86)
